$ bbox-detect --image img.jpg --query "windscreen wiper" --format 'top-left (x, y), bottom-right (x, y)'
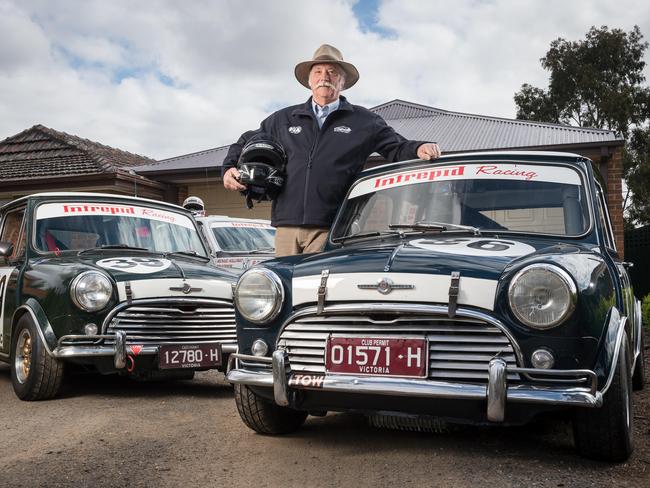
top-left (389, 221), bottom-right (481, 236)
top-left (247, 247), bottom-right (275, 254)
top-left (331, 230), bottom-right (406, 244)
top-left (77, 244), bottom-right (151, 255)
top-left (164, 250), bottom-right (211, 262)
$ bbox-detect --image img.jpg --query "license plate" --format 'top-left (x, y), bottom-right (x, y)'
top-left (158, 343), bottom-right (222, 370)
top-left (325, 336), bottom-right (427, 378)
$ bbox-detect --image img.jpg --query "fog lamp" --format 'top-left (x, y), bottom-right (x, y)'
top-left (84, 323), bottom-right (99, 336)
top-left (531, 348), bottom-right (555, 369)
top-left (251, 339), bottom-right (269, 357)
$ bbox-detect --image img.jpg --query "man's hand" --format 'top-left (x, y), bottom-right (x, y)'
top-left (223, 167), bottom-right (247, 191)
top-left (417, 143), bottom-right (442, 160)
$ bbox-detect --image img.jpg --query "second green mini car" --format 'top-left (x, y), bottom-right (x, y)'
top-left (0, 192), bottom-right (239, 400)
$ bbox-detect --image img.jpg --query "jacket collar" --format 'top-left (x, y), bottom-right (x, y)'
top-left (292, 95), bottom-right (353, 117)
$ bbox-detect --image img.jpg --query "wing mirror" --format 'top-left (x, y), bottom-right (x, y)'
top-left (0, 241), bottom-right (14, 257)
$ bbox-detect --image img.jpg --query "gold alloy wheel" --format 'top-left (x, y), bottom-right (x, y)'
top-left (15, 329), bottom-right (32, 384)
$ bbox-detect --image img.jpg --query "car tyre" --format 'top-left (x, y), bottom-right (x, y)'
top-left (234, 383), bottom-right (307, 434)
top-left (10, 315), bottom-right (64, 401)
top-left (632, 329), bottom-right (645, 391)
top-left (572, 335), bottom-right (633, 462)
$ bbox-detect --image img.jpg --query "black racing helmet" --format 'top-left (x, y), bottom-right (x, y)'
top-left (236, 138), bottom-right (287, 209)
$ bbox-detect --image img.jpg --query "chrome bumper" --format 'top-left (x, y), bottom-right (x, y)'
top-left (52, 332), bottom-right (237, 369)
top-left (227, 351), bottom-right (603, 422)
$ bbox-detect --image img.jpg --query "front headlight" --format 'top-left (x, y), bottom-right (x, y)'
top-left (235, 268), bottom-right (284, 324)
top-left (508, 264), bottom-right (577, 329)
top-left (70, 271), bottom-right (113, 312)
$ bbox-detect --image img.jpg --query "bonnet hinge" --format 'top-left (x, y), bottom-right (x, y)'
top-left (317, 269), bottom-right (330, 315)
top-left (448, 271), bottom-right (460, 318)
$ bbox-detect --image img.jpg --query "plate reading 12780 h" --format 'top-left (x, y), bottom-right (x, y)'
top-left (325, 336), bottom-right (427, 378)
top-left (159, 343), bottom-right (222, 370)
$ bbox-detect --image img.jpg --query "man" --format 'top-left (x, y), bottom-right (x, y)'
top-left (222, 44), bottom-right (441, 256)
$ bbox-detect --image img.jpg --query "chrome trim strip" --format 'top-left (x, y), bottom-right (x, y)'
top-left (275, 303), bottom-right (526, 370)
top-left (599, 314), bottom-right (628, 396)
top-left (52, 338), bottom-right (238, 360)
top-left (227, 366), bottom-right (603, 409)
top-left (232, 352), bottom-right (273, 364)
top-left (487, 358), bottom-right (507, 421)
top-left (272, 349), bottom-right (290, 406)
top-left (227, 368), bottom-right (274, 387)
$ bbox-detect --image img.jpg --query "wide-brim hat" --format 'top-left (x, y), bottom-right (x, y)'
top-left (294, 44), bottom-right (359, 90)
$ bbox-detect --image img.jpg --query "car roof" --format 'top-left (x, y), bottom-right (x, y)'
top-left (0, 192), bottom-right (188, 213)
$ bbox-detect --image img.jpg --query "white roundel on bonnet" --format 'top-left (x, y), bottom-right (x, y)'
top-left (96, 257), bottom-right (172, 274)
top-left (409, 238), bottom-right (536, 257)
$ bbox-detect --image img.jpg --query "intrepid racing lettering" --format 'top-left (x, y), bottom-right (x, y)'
top-left (63, 204), bottom-right (135, 215)
top-left (374, 165), bottom-right (465, 188)
top-left (476, 165), bottom-right (538, 180)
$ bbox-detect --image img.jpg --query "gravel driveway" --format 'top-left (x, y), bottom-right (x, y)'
top-left (1, 337), bottom-right (648, 488)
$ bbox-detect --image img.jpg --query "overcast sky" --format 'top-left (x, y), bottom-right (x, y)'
top-left (1, 0), bottom-right (649, 160)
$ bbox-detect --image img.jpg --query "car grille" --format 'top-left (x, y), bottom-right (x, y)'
top-left (277, 313), bottom-right (520, 383)
top-left (105, 299), bottom-right (236, 345)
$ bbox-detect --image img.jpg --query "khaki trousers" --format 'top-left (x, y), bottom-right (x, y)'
top-left (275, 226), bottom-right (329, 257)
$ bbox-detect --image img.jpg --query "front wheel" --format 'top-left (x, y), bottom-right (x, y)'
top-left (10, 315), bottom-right (64, 401)
top-left (234, 383), bottom-right (307, 434)
top-left (572, 336), bottom-right (633, 462)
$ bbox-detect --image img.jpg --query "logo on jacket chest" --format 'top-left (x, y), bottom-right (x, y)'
top-left (288, 126), bottom-right (302, 134)
top-left (334, 125), bottom-right (352, 133)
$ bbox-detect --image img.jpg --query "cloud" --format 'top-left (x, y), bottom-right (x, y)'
top-left (0, 0), bottom-right (649, 159)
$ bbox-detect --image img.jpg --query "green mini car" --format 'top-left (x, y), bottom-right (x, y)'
top-left (0, 192), bottom-right (239, 400)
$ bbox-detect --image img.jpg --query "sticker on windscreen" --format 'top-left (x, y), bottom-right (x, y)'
top-left (96, 257), bottom-right (172, 274)
top-left (36, 203), bottom-right (194, 229)
top-left (349, 163), bottom-right (582, 198)
top-left (409, 238), bottom-right (536, 257)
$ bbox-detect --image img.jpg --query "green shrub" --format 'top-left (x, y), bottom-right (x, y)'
top-left (643, 294), bottom-right (650, 329)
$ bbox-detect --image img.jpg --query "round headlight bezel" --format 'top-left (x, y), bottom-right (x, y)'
top-left (507, 263), bottom-right (577, 330)
top-left (234, 268), bottom-right (284, 325)
top-left (70, 271), bottom-right (113, 312)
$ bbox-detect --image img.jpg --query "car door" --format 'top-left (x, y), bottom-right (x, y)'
top-left (0, 205), bottom-right (27, 356)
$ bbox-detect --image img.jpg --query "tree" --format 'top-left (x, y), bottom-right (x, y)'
top-left (515, 25), bottom-right (650, 224)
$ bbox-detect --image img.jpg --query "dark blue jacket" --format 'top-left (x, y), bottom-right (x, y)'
top-left (222, 96), bottom-right (427, 227)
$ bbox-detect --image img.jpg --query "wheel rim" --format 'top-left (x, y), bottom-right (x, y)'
top-left (14, 329), bottom-right (32, 384)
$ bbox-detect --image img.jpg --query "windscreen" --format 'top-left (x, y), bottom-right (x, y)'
top-left (211, 223), bottom-right (275, 252)
top-left (332, 162), bottom-right (590, 239)
top-left (34, 202), bottom-right (207, 256)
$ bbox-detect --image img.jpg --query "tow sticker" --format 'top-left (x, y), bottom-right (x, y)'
top-left (96, 257), bottom-right (172, 274)
top-left (409, 238), bottom-right (536, 257)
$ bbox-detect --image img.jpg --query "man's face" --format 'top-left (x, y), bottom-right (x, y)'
top-left (308, 63), bottom-right (345, 103)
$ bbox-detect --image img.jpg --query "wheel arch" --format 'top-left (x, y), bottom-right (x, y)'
top-left (595, 307), bottom-right (633, 394)
top-left (11, 298), bottom-right (57, 356)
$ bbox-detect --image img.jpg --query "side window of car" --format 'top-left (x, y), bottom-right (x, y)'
top-left (0, 207), bottom-right (27, 260)
top-left (595, 182), bottom-right (616, 251)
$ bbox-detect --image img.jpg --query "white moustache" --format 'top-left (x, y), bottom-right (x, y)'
top-left (317, 82), bottom-right (335, 88)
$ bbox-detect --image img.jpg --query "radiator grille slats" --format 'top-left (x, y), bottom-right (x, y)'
top-left (277, 314), bottom-right (520, 383)
top-left (106, 302), bottom-right (236, 345)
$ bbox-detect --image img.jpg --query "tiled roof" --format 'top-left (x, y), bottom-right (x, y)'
top-left (0, 125), bottom-right (156, 181)
top-left (133, 99), bottom-right (624, 174)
